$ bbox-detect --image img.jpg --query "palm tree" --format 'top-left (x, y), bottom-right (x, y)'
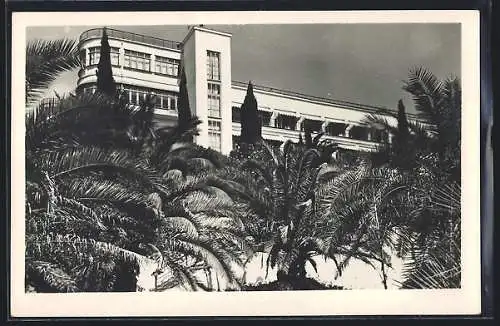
top-left (26, 100), bottom-right (252, 292)
top-left (392, 164), bottom-right (461, 289)
top-left (229, 139), bottom-right (339, 288)
top-left (314, 160), bottom-right (415, 289)
top-left (25, 144), bottom-right (157, 292)
top-left (403, 67), bottom-right (461, 181)
top-left (26, 39), bottom-right (81, 108)
top-left (365, 67), bottom-right (461, 181)
top-left (143, 144), bottom-right (253, 292)
top-left (25, 38), bottom-right (249, 292)
top-left (363, 67), bottom-right (462, 289)
top-left (24, 38), bottom-right (155, 292)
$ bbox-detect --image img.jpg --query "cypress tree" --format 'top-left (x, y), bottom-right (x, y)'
top-left (396, 99), bottom-right (409, 138)
top-left (393, 99), bottom-right (411, 169)
top-left (96, 27), bottom-right (117, 97)
top-left (239, 81), bottom-right (261, 145)
top-left (177, 64), bottom-right (193, 135)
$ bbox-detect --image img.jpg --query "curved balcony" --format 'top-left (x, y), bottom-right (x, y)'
top-left (77, 65), bottom-right (180, 94)
top-left (79, 27), bottom-right (182, 51)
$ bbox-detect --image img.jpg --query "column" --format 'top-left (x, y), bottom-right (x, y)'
top-left (388, 133), bottom-right (394, 144)
top-left (84, 48), bottom-right (89, 67)
top-left (296, 116), bottom-right (304, 131)
top-left (119, 46), bottom-right (125, 78)
top-left (321, 120), bottom-right (330, 133)
top-left (366, 128), bottom-right (372, 141)
top-left (151, 54), bottom-right (156, 75)
top-left (344, 124), bottom-right (353, 138)
top-left (270, 111), bottom-right (278, 128)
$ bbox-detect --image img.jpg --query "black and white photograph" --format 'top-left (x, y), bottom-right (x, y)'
top-left (10, 11), bottom-right (481, 316)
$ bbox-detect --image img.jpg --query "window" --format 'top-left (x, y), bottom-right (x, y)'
top-left (122, 86), bottom-right (178, 108)
top-left (83, 86), bottom-right (96, 96)
top-left (326, 122), bottom-right (346, 137)
top-left (155, 56), bottom-right (179, 76)
top-left (89, 47), bottom-right (100, 65)
top-left (259, 111), bottom-right (272, 127)
top-left (88, 47), bottom-right (119, 66)
top-left (110, 47), bottom-right (120, 66)
top-left (123, 86), bottom-right (150, 105)
top-left (275, 114), bottom-right (298, 130)
top-left (208, 119), bottom-right (222, 151)
top-left (232, 136), bottom-right (241, 149)
top-left (207, 83), bottom-right (221, 118)
top-left (155, 91), bottom-right (178, 111)
top-left (79, 50), bottom-right (87, 67)
top-left (371, 129), bottom-right (387, 143)
top-left (350, 126), bottom-right (369, 140)
top-left (124, 50), bottom-right (151, 71)
top-left (301, 119), bottom-right (323, 133)
top-left (232, 106), bottom-right (241, 123)
top-left (207, 51), bottom-right (220, 81)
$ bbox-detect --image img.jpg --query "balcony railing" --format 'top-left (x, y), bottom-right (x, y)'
top-left (231, 122), bottom-right (380, 152)
top-left (79, 28), bottom-right (182, 51)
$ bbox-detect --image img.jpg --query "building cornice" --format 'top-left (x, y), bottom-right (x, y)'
top-left (181, 26), bottom-right (232, 45)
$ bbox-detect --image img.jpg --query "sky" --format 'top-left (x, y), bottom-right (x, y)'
top-left (27, 24), bottom-right (461, 114)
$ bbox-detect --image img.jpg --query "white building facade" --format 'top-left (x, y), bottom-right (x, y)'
top-left (77, 26), bottom-right (418, 155)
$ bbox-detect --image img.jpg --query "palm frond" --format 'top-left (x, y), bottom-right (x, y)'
top-left (26, 260), bottom-right (80, 293)
top-left (403, 66), bottom-right (443, 122)
top-left (26, 38), bottom-right (81, 106)
top-left (164, 237), bottom-right (242, 288)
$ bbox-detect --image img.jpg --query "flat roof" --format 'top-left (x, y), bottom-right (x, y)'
top-left (79, 27), bottom-right (182, 51)
top-left (231, 81), bottom-right (421, 120)
top-left (182, 25), bottom-right (232, 44)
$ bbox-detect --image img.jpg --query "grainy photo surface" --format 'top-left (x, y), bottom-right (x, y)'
top-left (11, 11), bottom-right (481, 317)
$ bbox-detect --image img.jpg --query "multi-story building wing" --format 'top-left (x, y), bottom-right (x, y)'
top-left (77, 26), bottom-right (420, 155)
top-left (77, 28), bottom-right (182, 129)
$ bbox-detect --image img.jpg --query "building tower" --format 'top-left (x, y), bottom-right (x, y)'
top-left (182, 26), bottom-right (233, 155)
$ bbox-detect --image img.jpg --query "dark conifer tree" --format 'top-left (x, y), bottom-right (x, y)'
top-left (239, 81), bottom-right (261, 145)
top-left (177, 64), bottom-right (193, 137)
top-left (96, 27), bottom-right (117, 97)
top-left (393, 99), bottom-right (412, 169)
top-left (396, 99), bottom-right (410, 139)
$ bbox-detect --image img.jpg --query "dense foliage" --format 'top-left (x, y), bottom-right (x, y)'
top-left (24, 36), bottom-right (461, 292)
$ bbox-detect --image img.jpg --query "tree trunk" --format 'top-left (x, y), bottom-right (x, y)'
top-left (205, 268), bottom-right (213, 290)
top-left (381, 260), bottom-right (388, 290)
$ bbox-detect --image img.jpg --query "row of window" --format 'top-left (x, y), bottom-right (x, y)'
top-left (231, 107), bottom-right (389, 142)
top-left (122, 86), bottom-right (178, 110)
top-left (207, 51), bottom-right (222, 151)
top-left (80, 85), bottom-right (177, 111)
top-left (83, 48), bottom-right (222, 78)
top-left (82, 48), bottom-right (221, 81)
top-left (155, 56), bottom-right (179, 77)
top-left (86, 47), bottom-right (121, 66)
top-left (124, 50), bottom-right (152, 71)
top-left (82, 47), bottom-right (180, 77)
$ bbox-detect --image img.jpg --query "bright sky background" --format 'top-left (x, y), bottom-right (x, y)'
top-left (27, 24), bottom-right (461, 114)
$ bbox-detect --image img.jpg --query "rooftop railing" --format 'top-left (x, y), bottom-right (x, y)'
top-left (79, 27), bottom-right (182, 51)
